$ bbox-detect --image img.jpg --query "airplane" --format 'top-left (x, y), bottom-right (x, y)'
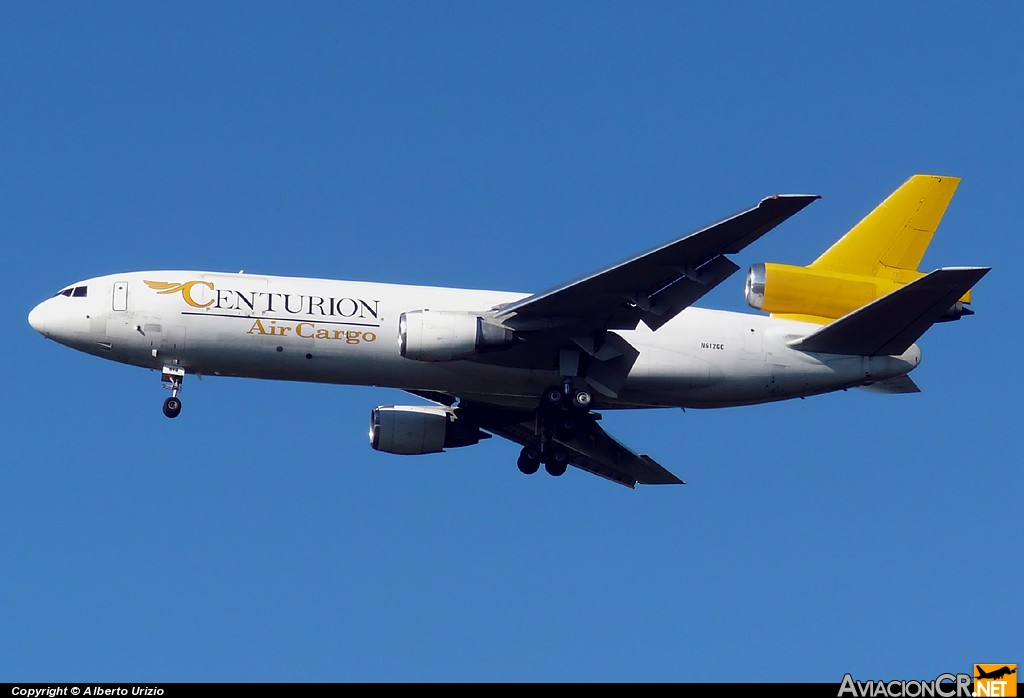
top-left (976, 666), bottom-right (1017, 681)
top-left (27, 174), bottom-right (989, 488)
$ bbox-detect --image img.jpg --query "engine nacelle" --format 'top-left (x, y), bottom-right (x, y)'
top-left (399, 310), bottom-right (515, 361)
top-left (937, 300), bottom-right (974, 322)
top-left (369, 405), bottom-right (488, 455)
top-left (745, 262), bottom-right (974, 322)
top-left (745, 262), bottom-right (909, 320)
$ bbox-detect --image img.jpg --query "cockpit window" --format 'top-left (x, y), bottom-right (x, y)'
top-left (54, 286), bottom-right (88, 298)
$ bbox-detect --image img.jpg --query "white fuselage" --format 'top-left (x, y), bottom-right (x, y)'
top-left (28, 271), bottom-right (921, 409)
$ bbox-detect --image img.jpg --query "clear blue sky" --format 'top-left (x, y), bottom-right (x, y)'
top-left (3, 2), bottom-right (1020, 683)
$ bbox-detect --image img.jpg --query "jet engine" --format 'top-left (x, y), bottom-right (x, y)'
top-left (369, 405), bottom-right (489, 455)
top-left (744, 262), bottom-right (973, 322)
top-left (399, 310), bottom-right (515, 361)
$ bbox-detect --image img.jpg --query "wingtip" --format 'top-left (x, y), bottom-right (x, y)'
top-left (761, 193), bottom-right (821, 205)
top-left (936, 265), bottom-right (992, 281)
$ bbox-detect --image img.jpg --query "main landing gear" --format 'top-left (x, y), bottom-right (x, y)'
top-left (517, 381), bottom-right (593, 478)
top-left (161, 364), bottom-right (185, 419)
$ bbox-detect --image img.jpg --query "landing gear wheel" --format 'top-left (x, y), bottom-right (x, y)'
top-left (517, 445), bottom-right (542, 475)
top-left (544, 448), bottom-right (570, 477)
top-left (572, 389), bottom-right (593, 409)
top-left (162, 396), bottom-right (182, 419)
top-left (542, 386), bottom-right (564, 409)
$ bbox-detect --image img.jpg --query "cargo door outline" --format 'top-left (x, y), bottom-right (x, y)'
top-left (112, 281), bottom-right (129, 311)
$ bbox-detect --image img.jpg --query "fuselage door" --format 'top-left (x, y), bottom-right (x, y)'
top-left (112, 281), bottom-right (128, 311)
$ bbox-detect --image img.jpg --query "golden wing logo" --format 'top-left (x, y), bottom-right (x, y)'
top-left (144, 279), bottom-right (215, 308)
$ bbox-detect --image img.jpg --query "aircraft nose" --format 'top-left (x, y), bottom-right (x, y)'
top-left (28, 300), bottom-right (50, 335)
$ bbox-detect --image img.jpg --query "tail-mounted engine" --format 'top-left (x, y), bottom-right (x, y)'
top-left (399, 310), bottom-right (515, 361)
top-left (744, 262), bottom-right (974, 322)
top-left (369, 405), bottom-right (489, 455)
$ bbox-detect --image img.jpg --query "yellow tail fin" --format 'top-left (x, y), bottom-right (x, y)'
top-left (810, 174), bottom-right (960, 278)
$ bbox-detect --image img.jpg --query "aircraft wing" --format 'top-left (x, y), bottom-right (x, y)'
top-left (447, 398), bottom-right (684, 488)
top-left (493, 194), bottom-right (819, 334)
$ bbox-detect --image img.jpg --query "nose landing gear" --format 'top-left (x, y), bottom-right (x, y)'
top-left (161, 364), bottom-right (185, 419)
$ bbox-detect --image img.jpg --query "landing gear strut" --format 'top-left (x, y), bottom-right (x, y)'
top-left (161, 365), bottom-right (185, 419)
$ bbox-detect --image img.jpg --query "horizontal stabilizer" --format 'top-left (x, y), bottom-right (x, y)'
top-left (790, 267), bottom-right (990, 356)
top-left (858, 375), bottom-right (921, 394)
